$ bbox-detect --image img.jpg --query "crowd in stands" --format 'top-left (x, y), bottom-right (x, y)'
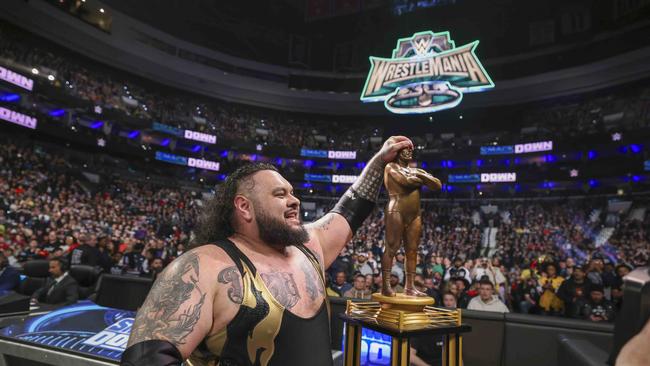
top-left (0, 21), bottom-right (381, 153)
top-left (0, 140), bottom-right (198, 295)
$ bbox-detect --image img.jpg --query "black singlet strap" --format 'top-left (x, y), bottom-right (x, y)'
top-left (211, 239), bottom-right (258, 276)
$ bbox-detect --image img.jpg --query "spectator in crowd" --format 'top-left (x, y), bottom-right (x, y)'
top-left (330, 271), bottom-right (353, 297)
top-left (144, 257), bottom-right (165, 281)
top-left (325, 276), bottom-right (340, 297)
top-left (69, 233), bottom-right (101, 267)
top-left (96, 236), bottom-right (113, 273)
top-left (442, 292), bottom-right (458, 308)
top-left (578, 285), bottom-right (615, 322)
top-left (453, 277), bottom-right (472, 309)
top-left (42, 231), bottom-right (62, 253)
top-left (444, 257), bottom-right (471, 284)
top-left (328, 249), bottom-right (354, 284)
top-left (518, 276), bottom-right (542, 314)
top-left (343, 274), bottom-right (372, 299)
top-left (468, 279), bottom-right (510, 313)
top-left (538, 263), bottom-right (565, 315)
top-left (392, 254), bottom-right (405, 284)
top-left (586, 257), bottom-right (604, 286)
top-left (423, 277), bottom-right (442, 305)
top-left (389, 273), bottom-right (404, 294)
top-left (31, 258), bottom-right (78, 306)
top-left (364, 274), bottom-right (375, 293)
top-left (557, 266), bottom-right (592, 318)
top-left (121, 243), bottom-right (146, 276)
top-left (20, 239), bottom-right (46, 262)
top-left (426, 255), bottom-right (445, 278)
top-left (354, 252), bottom-right (374, 276)
top-left (3, 249), bottom-right (18, 267)
top-left (0, 252), bottom-right (20, 293)
top-left (611, 263), bottom-right (632, 310)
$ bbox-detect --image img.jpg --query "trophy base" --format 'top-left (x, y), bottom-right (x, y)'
top-left (341, 298), bottom-right (470, 366)
top-left (371, 293), bottom-right (436, 331)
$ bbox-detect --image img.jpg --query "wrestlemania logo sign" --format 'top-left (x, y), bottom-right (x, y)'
top-left (360, 31), bottom-right (494, 114)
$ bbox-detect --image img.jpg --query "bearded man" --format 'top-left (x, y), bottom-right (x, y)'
top-left (121, 136), bottom-right (413, 366)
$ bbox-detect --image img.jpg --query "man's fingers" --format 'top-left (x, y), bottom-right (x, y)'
top-left (392, 140), bottom-right (413, 151)
top-left (389, 135), bottom-right (409, 142)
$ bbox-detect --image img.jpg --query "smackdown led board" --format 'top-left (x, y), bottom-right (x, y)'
top-left (0, 301), bottom-right (133, 361)
top-left (0, 66), bottom-right (34, 91)
top-left (360, 31), bottom-right (494, 114)
top-left (300, 149), bottom-right (357, 160)
top-left (343, 328), bottom-right (393, 365)
top-left (0, 107), bottom-right (37, 129)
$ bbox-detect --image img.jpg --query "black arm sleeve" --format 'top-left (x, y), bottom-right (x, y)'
top-left (331, 188), bottom-right (375, 232)
top-left (121, 340), bottom-right (183, 366)
top-left (330, 155), bottom-right (384, 232)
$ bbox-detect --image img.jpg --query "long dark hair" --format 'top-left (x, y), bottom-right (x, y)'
top-left (191, 163), bottom-right (278, 247)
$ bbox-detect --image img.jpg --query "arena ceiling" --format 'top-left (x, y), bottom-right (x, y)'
top-left (102, 0), bottom-right (650, 75)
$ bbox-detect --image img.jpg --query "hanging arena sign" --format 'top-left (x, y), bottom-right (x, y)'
top-left (360, 30), bottom-right (494, 114)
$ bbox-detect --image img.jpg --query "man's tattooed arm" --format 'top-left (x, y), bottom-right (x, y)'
top-left (261, 271), bottom-right (301, 309)
top-left (127, 252), bottom-right (209, 351)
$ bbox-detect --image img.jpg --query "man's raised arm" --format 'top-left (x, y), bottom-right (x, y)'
top-left (308, 136), bottom-right (413, 268)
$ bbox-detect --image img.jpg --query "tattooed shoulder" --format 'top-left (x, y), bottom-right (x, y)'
top-left (127, 251), bottom-right (207, 348)
top-left (217, 266), bottom-right (243, 304)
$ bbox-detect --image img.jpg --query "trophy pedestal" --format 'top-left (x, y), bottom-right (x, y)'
top-left (341, 295), bottom-right (471, 366)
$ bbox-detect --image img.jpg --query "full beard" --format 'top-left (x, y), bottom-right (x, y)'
top-left (255, 209), bottom-right (309, 248)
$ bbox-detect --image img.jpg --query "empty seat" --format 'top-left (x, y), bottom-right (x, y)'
top-left (17, 260), bottom-right (50, 296)
top-left (69, 265), bottom-right (102, 299)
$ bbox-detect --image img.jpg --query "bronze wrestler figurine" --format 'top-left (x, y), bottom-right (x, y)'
top-left (382, 148), bottom-right (442, 297)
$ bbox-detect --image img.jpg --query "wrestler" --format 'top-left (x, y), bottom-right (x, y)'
top-left (121, 136), bottom-right (414, 366)
top-left (382, 147), bottom-right (442, 297)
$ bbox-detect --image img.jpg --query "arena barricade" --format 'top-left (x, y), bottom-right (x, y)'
top-left (501, 313), bottom-right (613, 366)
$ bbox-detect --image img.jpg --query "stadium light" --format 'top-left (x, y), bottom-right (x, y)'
top-left (99, 8), bottom-right (105, 13)
top-left (47, 75), bottom-right (55, 81)
top-left (31, 68), bottom-right (39, 75)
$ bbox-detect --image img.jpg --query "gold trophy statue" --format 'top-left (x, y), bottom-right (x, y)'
top-left (380, 147), bottom-right (442, 297)
top-left (342, 146), bottom-right (469, 366)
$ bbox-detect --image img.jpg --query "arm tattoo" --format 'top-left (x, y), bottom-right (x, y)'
top-left (127, 252), bottom-right (206, 347)
top-left (217, 266), bottom-right (243, 304)
top-left (261, 272), bottom-right (301, 309)
top-left (299, 260), bottom-right (323, 301)
top-left (317, 214), bottom-right (335, 231)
